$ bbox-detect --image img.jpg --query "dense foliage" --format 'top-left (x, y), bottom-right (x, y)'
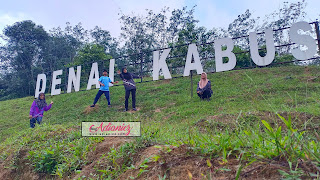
top-left (0, 0), bottom-right (313, 100)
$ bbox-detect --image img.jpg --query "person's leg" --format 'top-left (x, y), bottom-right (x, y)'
top-left (30, 118), bottom-right (36, 128)
top-left (36, 116), bottom-right (43, 125)
top-left (207, 90), bottom-right (212, 99)
top-left (92, 90), bottom-right (104, 106)
top-left (198, 92), bottom-right (205, 100)
top-left (132, 89), bottom-right (136, 110)
top-left (125, 90), bottom-right (130, 110)
top-left (200, 94), bottom-right (205, 100)
top-left (203, 90), bottom-right (211, 100)
top-left (104, 91), bottom-right (111, 105)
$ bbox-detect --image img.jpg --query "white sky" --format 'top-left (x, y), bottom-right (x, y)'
top-left (0, 0), bottom-right (319, 40)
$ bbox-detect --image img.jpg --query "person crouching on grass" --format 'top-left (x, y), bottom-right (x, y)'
top-left (29, 92), bottom-right (53, 128)
top-left (90, 69), bottom-right (119, 108)
top-left (197, 72), bottom-right (213, 100)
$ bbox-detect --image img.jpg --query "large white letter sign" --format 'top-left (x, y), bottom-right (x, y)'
top-left (249, 28), bottom-right (275, 66)
top-left (51, 70), bottom-right (63, 96)
top-left (67, 66), bottom-right (81, 93)
top-left (215, 38), bottom-right (236, 72)
top-left (87, 62), bottom-right (100, 90)
top-left (183, 44), bottom-right (203, 76)
top-left (35, 74), bottom-right (46, 98)
top-left (109, 59), bottom-right (115, 87)
top-left (289, 21), bottom-right (317, 60)
top-left (153, 48), bottom-right (172, 80)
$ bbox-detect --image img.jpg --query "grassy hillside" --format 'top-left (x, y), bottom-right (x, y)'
top-left (0, 66), bottom-right (320, 179)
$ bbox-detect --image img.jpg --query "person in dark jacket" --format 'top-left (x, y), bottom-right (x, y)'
top-left (197, 72), bottom-right (213, 100)
top-left (117, 67), bottom-right (140, 111)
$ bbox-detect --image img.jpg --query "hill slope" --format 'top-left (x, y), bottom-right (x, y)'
top-left (0, 66), bottom-right (320, 179)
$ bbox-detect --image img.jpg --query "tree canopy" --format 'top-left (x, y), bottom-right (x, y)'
top-left (0, 0), bottom-right (316, 100)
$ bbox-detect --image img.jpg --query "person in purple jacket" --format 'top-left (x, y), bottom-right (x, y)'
top-left (29, 92), bottom-right (53, 128)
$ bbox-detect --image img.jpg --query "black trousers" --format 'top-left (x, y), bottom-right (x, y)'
top-left (93, 90), bottom-right (110, 105)
top-left (197, 89), bottom-right (212, 99)
top-left (125, 89), bottom-right (136, 110)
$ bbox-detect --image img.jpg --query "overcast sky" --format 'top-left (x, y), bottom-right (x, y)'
top-left (0, 0), bottom-right (319, 39)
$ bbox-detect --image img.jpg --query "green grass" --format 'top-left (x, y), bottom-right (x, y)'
top-left (1, 65), bottom-right (320, 179)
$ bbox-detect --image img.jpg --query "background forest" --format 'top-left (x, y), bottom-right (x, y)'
top-left (0, 0), bottom-right (317, 100)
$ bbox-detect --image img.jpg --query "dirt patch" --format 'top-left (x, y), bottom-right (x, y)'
top-left (154, 103), bottom-right (176, 113)
top-left (83, 105), bottom-right (100, 115)
top-left (125, 107), bottom-right (141, 113)
top-left (0, 126), bottom-right (79, 180)
top-left (152, 79), bottom-right (173, 87)
top-left (298, 76), bottom-right (320, 83)
top-left (195, 119), bottom-right (215, 133)
top-left (162, 111), bottom-right (176, 120)
top-left (47, 127), bottom-right (78, 138)
top-left (2, 129), bottom-right (318, 179)
top-left (304, 66), bottom-right (311, 75)
top-left (0, 136), bottom-right (133, 180)
top-left (0, 149), bottom-right (54, 180)
top-left (117, 144), bottom-right (295, 180)
top-left (207, 114), bottom-right (237, 125)
top-left (118, 144), bottom-right (194, 180)
top-left (72, 137), bottom-right (133, 179)
top-left (0, 163), bottom-right (13, 180)
top-left (201, 114), bottom-right (237, 131)
top-left (161, 79), bottom-right (171, 84)
top-left (228, 70), bottom-right (244, 81)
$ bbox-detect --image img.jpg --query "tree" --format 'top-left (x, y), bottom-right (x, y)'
top-left (227, 9), bottom-right (256, 49)
top-left (73, 44), bottom-right (111, 65)
top-left (119, 6), bottom-right (204, 75)
top-left (167, 6), bottom-right (199, 44)
top-left (70, 44), bottom-right (112, 87)
top-left (1, 20), bottom-right (49, 98)
top-left (90, 26), bottom-right (119, 58)
top-left (46, 26), bottom-right (83, 72)
top-left (259, 0), bottom-right (307, 54)
top-left (233, 46), bottom-right (252, 68)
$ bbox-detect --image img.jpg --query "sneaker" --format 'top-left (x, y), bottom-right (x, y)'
top-left (90, 104), bottom-right (95, 107)
top-left (123, 109), bottom-right (128, 112)
top-left (132, 108), bottom-right (137, 111)
top-left (108, 105), bottom-right (111, 107)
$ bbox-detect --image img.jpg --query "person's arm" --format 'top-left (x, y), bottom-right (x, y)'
top-left (44, 102), bottom-right (53, 111)
top-left (117, 70), bottom-right (124, 80)
top-left (202, 81), bottom-right (212, 94)
top-left (110, 78), bottom-right (119, 84)
top-left (130, 73), bottom-right (141, 79)
top-left (29, 101), bottom-right (36, 118)
top-left (99, 81), bottom-right (105, 86)
top-left (204, 81), bottom-right (211, 91)
top-left (207, 81), bottom-right (212, 89)
top-left (207, 81), bottom-right (213, 93)
top-left (98, 77), bottom-right (105, 86)
top-left (197, 82), bottom-right (202, 94)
